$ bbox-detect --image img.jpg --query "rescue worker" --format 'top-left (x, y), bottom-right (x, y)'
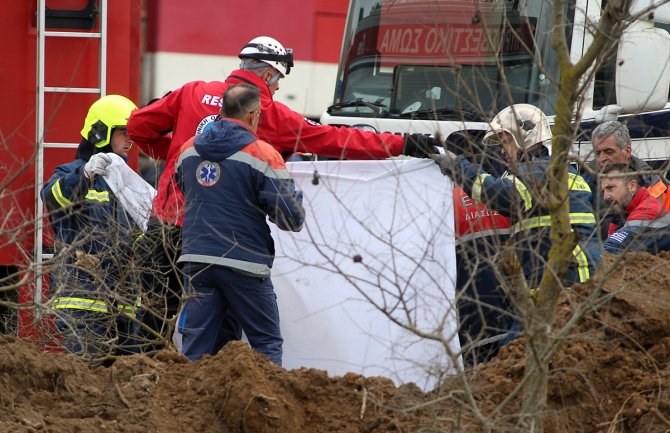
top-left (175, 84), bottom-right (305, 364)
top-left (584, 120), bottom-right (668, 238)
top-left (41, 95), bottom-right (142, 362)
top-left (448, 133), bottom-right (512, 366)
top-left (126, 35), bottom-right (438, 350)
top-left (436, 103), bottom-right (601, 297)
top-left (601, 163), bottom-right (670, 253)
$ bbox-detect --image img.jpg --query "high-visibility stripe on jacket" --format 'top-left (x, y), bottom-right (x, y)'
top-left (40, 157), bottom-right (142, 309)
top-left (176, 119), bottom-right (305, 277)
top-left (604, 187), bottom-right (670, 254)
top-left (40, 159), bottom-right (139, 254)
top-left (53, 296), bottom-right (141, 317)
top-left (457, 150), bottom-right (601, 288)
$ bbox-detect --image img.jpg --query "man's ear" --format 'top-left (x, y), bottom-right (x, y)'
top-left (623, 144), bottom-right (633, 158)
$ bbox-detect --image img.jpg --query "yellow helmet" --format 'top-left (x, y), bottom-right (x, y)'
top-left (80, 95), bottom-right (137, 148)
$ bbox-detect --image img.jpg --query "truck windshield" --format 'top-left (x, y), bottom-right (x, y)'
top-left (332, 0), bottom-right (567, 119)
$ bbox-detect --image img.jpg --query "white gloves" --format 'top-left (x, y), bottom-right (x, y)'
top-left (84, 153), bottom-right (113, 179)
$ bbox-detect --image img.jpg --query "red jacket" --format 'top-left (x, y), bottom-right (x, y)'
top-left (607, 186), bottom-right (668, 235)
top-left (453, 187), bottom-right (510, 243)
top-left (127, 69), bottom-right (405, 225)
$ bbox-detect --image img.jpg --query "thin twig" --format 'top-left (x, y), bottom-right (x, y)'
top-left (114, 381), bottom-right (131, 409)
top-left (111, 366), bottom-right (131, 409)
top-left (601, 394), bottom-right (635, 433)
top-left (650, 407), bottom-right (670, 429)
top-left (360, 387), bottom-right (368, 419)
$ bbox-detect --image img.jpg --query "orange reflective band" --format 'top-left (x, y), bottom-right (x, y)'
top-left (647, 181), bottom-right (667, 199)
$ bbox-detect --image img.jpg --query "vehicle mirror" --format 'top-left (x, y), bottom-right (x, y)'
top-left (616, 21), bottom-right (670, 113)
top-left (630, 0), bottom-right (670, 24)
top-left (594, 104), bottom-right (623, 123)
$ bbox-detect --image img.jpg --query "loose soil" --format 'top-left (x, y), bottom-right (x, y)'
top-left (2, 252), bottom-right (670, 433)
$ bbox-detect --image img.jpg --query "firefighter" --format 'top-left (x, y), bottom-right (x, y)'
top-left (126, 35), bottom-right (438, 351)
top-left (41, 95), bottom-right (142, 362)
top-left (436, 104), bottom-right (601, 303)
top-left (175, 84), bottom-right (304, 364)
top-left (447, 133), bottom-right (512, 366)
top-left (601, 163), bottom-right (670, 253)
top-left (453, 186), bottom-right (512, 365)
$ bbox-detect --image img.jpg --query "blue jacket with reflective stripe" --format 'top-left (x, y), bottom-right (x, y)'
top-left (176, 119), bottom-right (305, 276)
top-left (603, 211), bottom-right (670, 254)
top-left (456, 149), bottom-right (601, 288)
top-left (41, 159), bottom-right (139, 254)
top-left (40, 158), bottom-right (141, 298)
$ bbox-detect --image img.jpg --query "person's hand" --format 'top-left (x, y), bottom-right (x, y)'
top-left (84, 153), bottom-right (113, 179)
top-left (430, 151), bottom-right (459, 177)
top-left (402, 133), bottom-right (440, 158)
top-left (74, 250), bottom-right (101, 271)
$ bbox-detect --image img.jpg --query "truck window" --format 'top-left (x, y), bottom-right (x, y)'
top-left (333, 0), bottom-right (574, 119)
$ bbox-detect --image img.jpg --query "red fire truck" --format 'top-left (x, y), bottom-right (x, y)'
top-left (0, 0), bottom-right (141, 337)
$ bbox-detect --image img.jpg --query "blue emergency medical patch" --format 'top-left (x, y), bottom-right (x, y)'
top-left (196, 161), bottom-right (220, 187)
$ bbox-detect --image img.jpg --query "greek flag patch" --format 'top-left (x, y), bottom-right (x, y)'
top-left (608, 230), bottom-right (630, 244)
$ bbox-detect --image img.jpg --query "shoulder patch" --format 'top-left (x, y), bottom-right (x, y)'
top-left (196, 161), bottom-right (221, 187)
top-left (567, 172), bottom-right (591, 192)
top-left (196, 114), bottom-right (220, 135)
top-left (608, 230), bottom-right (630, 244)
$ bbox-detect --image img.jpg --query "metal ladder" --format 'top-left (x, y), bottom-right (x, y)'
top-left (34, 0), bottom-right (108, 309)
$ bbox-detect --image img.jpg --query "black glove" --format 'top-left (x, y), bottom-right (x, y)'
top-left (402, 133), bottom-right (440, 158)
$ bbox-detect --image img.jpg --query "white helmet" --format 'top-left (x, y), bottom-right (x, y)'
top-left (239, 36), bottom-right (294, 77)
top-left (483, 104), bottom-right (552, 150)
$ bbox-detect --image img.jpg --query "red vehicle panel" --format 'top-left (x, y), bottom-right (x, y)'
top-left (0, 0), bottom-right (140, 338)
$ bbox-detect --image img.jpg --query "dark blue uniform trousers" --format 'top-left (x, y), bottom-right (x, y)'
top-left (178, 263), bottom-right (283, 365)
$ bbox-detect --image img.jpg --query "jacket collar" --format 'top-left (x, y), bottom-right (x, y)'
top-left (220, 116), bottom-right (256, 135)
top-left (225, 69), bottom-right (273, 101)
top-left (626, 186), bottom-right (652, 217)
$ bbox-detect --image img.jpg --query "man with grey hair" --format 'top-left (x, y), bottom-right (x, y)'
top-left (174, 83), bottom-right (305, 364)
top-left (585, 120), bottom-right (667, 238)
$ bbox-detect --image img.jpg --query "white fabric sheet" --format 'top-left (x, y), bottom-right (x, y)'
top-left (272, 158), bottom-right (459, 390)
top-left (103, 154), bottom-right (157, 232)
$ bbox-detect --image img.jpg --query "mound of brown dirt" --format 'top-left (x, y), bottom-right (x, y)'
top-left (0, 337), bottom-right (429, 433)
top-left (471, 252), bottom-right (670, 432)
top-left (2, 252), bottom-right (670, 433)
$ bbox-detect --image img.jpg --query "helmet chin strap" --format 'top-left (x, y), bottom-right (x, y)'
top-left (240, 58), bottom-right (283, 85)
top-left (267, 71), bottom-right (281, 86)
